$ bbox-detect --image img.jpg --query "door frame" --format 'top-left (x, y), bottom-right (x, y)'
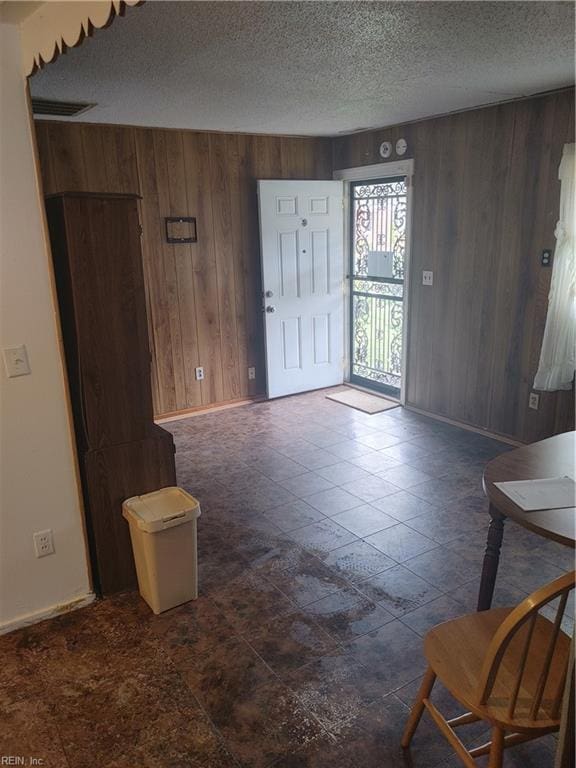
top-left (333, 160), bottom-right (414, 406)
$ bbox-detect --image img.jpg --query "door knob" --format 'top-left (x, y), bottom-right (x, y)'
top-left (266, 306), bottom-right (276, 313)
top-left (265, 290), bottom-right (274, 298)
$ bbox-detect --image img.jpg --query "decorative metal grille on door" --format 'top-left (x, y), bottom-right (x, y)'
top-left (350, 178), bottom-right (407, 393)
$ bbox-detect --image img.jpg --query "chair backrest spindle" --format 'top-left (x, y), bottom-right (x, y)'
top-left (551, 640), bottom-right (572, 720)
top-left (477, 571), bottom-right (575, 723)
top-left (530, 590), bottom-right (569, 720)
top-left (507, 612), bottom-right (537, 720)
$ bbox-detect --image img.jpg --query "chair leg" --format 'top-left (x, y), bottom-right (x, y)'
top-left (401, 667), bottom-right (437, 749)
top-left (487, 726), bottom-right (504, 768)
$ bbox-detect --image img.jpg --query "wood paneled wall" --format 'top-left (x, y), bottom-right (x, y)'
top-left (36, 90), bottom-right (574, 442)
top-left (36, 121), bottom-right (331, 416)
top-left (333, 90), bottom-right (575, 443)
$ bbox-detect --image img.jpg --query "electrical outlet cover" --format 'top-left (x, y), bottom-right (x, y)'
top-left (528, 393), bottom-right (540, 410)
top-left (33, 529), bottom-right (55, 557)
top-left (422, 270), bottom-right (433, 286)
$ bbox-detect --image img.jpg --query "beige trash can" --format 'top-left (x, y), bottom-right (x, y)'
top-left (122, 487), bottom-right (201, 614)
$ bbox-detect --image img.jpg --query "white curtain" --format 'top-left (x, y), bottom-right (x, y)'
top-left (534, 143), bottom-right (576, 392)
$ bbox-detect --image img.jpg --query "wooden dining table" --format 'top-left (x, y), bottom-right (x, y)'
top-left (477, 430), bottom-right (575, 768)
top-left (477, 430), bottom-right (575, 611)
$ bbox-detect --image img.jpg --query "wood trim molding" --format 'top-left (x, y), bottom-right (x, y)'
top-left (333, 159), bottom-right (414, 181)
top-left (21, 0), bottom-right (142, 76)
top-left (155, 396), bottom-right (265, 423)
top-left (405, 404), bottom-right (523, 447)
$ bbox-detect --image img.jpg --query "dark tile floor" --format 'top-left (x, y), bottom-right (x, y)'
top-left (3, 390), bottom-right (572, 768)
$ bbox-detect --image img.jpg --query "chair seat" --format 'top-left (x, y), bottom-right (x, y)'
top-left (424, 607), bottom-right (570, 732)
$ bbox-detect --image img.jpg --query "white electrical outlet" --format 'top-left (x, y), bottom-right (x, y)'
top-left (195, 366), bottom-right (204, 381)
top-left (3, 345), bottom-right (31, 378)
top-left (248, 367), bottom-right (256, 380)
top-left (422, 270), bottom-right (434, 286)
top-left (529, 392), bottom-right (540, 410)
top-left (33, 529), bottom-right (55, 558)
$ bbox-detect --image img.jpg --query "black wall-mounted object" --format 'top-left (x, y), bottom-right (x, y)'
top-left (541, 249), bottom-right (553, 267)
top-left (165, 216), bottom-right (197, 243)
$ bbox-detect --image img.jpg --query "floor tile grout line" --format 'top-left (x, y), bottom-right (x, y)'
top-left (171, 667), bottom-right (245, 768)
top-left (155, 391), bottom-right (548, 766)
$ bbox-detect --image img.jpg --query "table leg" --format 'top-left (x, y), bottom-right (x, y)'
top-left (477, 504), bottom-right (505, 611)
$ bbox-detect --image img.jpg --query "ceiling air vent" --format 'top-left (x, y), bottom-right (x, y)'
top-left (31, 98), bottom-right (96, 117)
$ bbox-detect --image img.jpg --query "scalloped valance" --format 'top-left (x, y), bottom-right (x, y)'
top-left (22, 0), bottom-right (141, 76)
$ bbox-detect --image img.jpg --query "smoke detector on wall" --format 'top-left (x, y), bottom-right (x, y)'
top-left (396, 138), bottom-right (408, 156)
top-left (379, 141), bottom-right (393, 159)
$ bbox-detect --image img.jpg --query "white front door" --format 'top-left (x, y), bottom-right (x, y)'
top-left (258, 180), bottom-right (344, 398)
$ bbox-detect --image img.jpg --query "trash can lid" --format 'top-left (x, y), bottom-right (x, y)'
top-left (122, 486), bottom-right (201, 533)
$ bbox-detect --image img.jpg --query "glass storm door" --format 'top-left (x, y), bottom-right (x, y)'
top-left (350, 177), bottom-right (407, 397)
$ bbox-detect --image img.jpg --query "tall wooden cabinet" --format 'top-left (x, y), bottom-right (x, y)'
top-left (45, 192), bottom-right (176, 595)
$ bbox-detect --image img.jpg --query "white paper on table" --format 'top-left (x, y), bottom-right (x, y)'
top-left (494, 476), bottom-right (576, 511)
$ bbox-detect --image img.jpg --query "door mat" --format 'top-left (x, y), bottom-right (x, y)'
top-left (326, 387), bottom-right (399, 414)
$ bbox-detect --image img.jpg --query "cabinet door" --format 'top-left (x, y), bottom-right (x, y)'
top-left (64, 196), bottom-right (154, 447)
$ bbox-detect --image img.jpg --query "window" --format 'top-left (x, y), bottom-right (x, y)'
top-left (534, 143), bottom-right (575, 392)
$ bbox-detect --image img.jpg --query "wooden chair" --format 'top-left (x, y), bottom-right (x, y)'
top-left (402, 571), bottom-right (575, 768)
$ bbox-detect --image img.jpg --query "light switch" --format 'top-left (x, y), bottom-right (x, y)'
top-left (3, 345), bottom-right (31, 378)
top-left (422, 270), bottom-right (434, 286)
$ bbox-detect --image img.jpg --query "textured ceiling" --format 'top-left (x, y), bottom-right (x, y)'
top-left (29, 1), bottom-right (575, 136)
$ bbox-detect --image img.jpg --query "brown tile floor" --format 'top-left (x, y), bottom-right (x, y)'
top-left (3, 390), bottom-right (572, 767)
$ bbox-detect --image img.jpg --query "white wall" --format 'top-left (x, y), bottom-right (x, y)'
top-left (0, 20), bottom-right (92, 632)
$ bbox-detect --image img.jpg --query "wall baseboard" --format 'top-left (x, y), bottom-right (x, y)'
top-left (404, 404), bottom-right (522, 447)
top-left (155, 396), bottom-right (264, 423)
top-left (0, 591), bottom-right (96, 636)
